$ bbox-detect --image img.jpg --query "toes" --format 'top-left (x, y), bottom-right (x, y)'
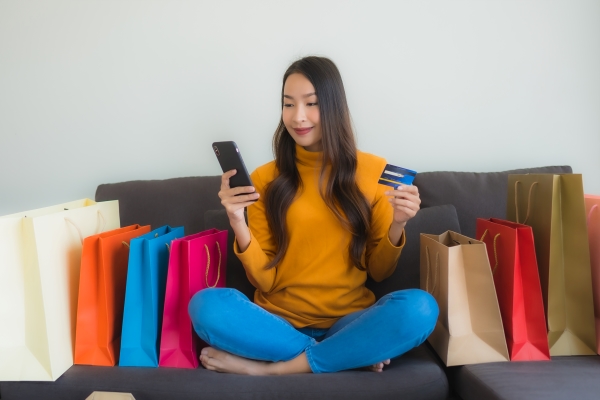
top-left (202, 347), bottom-right (217, 357)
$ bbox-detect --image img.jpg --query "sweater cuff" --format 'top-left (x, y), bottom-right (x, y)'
top-left (233, 230), bottom-right (267, 265)
top-left (386, 228), bottom-right (406, 249)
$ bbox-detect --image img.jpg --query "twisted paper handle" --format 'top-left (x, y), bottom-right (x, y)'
top-left (514, 181), bottom-right (538, 224)
top-left (479, 229), bottom-right (501, 275)
top-left (205, 242), bottom-right (222, 288)
top-left (425, 246), bottom-right (439, 295)
top-left (64, 210), bottom-right (107, 244)
top-left (588, 205), bottom-right (598, 225)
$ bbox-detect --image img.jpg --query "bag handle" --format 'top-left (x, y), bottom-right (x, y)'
top-left (64, 210), bottom-right (107, 244)
top-left (514, 181), bottom-right (538, 224)
top-left (479, 229), bottom-right (501, 275)
top-left (125, 233), bottom-right (171, 250)
top-left (205, 242), bottom-right (222, 288)
top-left (425, 246), bottom-right (439, 295)
top-left (588, 205), bottom-right (598, 225)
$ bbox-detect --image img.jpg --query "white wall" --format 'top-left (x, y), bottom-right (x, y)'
top-left (1, 0), bottom-right (599, 215)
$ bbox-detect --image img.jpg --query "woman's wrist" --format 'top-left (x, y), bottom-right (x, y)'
top-left (230, 218), bottom-right (251, 252)
top-left (388, 221), bottom-right (406, 247)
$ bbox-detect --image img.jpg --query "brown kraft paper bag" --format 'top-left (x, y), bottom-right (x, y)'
top-left (420, 231), bottom-right (509, 366)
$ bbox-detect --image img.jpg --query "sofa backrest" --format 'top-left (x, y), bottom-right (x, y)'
top-left (96, 176), bottom-right (222, 235)
top-left (95, 165), bottom-right (572, 301)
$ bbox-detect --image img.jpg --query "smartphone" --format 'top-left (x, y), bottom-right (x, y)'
top-left (212, 141), bottom-right (254, 190)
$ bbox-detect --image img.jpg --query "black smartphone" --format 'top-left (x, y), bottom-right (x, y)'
top-left (212, 141), bottom-right (254, 190)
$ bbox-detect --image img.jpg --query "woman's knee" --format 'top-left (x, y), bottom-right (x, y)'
top-left (188, 288), bottom-right (244, 331)
top-left (386, 289), bottom-right (439, 332)
top-left (410, 289), bottom-right (439, 331)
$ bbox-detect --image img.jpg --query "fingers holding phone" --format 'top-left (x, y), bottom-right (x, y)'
top-left (218, 169), bottom-right (259, 223)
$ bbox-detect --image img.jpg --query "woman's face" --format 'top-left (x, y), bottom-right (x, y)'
top-left (282, 73), bottom-right (323, 152)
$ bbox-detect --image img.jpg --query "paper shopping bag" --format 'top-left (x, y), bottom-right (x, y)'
top-left (585, 195), bottom-right (600, 354)
top-left (507, 174), bottom-right (596, 356)
top-left (476, 218), bottom-right (550, 361)
top-left (74, 224), bottom-right (151, 366)
top-left (159, 228), bottom-right (227, 368)
top-left (420, 231), bottom-right (509, 366)
top-left (0, 199), bottom-right (119, 381)
top-left (119, 225), bottom-right (184, 367)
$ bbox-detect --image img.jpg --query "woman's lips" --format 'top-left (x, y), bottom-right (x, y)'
top-left (294, 127), bottom-right (313, 135)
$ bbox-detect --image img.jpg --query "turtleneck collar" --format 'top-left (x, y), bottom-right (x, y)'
top-left (295, 144), bottom-right (323, 168)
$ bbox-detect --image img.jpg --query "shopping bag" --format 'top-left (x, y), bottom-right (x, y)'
top-left (507, 174), bottom-right (596, 356)
top-left (420, 231), bottom-right (509, 366)
top-left (585, 195), bottom-right (600, 354)
top-left (475, 218), bottom-right (550, 361)
top-left (74, 224), bottom-right (151, 366)
top-left (119, 225), bottom-right (184, 367)
top-left (0, 199), bottom-right (119, 381)
top-left (159, 228), bottom-right (227, 368)
top-left (85, 392), bottom-right (136, 400)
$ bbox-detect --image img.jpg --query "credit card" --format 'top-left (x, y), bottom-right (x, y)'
top-left (378, 164), bottom-right (417, 188)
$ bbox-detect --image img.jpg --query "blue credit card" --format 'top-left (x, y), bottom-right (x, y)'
top-left (378, 164), bottom-right (417, 188)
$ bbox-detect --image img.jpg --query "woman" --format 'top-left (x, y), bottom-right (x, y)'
top-left (189, 56), bottom-right (438, 375)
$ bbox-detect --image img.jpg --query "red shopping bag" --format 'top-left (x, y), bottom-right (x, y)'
top-left (159, 228), bottom-right (227, 368)
top-left (476, 218), bottom-right (550, 361)
top-left (585, 195), bottom-right (600, 354)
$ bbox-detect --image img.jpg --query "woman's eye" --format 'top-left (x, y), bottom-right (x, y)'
top-left (308, 102), bottom-right (319, 106)
top-left (283, 103), bottom-right (293, 108)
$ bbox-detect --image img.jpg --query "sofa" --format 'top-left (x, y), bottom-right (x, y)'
top-left (3, 164), bottom-right (600, 400)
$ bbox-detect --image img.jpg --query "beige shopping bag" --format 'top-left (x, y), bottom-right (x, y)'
top-left (86, 392), bottom-right (136, 400)
top-left (0, 199), bottom-right (120, 381)
top-left (507, 174), bottom-right (596, 356)
top-left (420, 231), bottom-right (509, 366)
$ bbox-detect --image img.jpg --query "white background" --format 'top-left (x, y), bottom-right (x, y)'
top-left (1, 0), bottom-right (599, 215)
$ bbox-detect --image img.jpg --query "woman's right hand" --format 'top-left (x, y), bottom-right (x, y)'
top-left (218, 169), bottom-right (260, 225)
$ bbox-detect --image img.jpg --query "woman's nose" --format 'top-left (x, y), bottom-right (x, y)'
top-left (293, 105), bottom-right (306, 123)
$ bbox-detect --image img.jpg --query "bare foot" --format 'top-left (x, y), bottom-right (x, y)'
top-left (199, 347), bottom-right (272, 375)
top-left (199, 347), bottom-right (312, 375)
top-left (364, 359), bottom-right (391, 373)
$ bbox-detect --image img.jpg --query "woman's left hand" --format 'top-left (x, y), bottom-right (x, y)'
top-left (385, 184), bottom-right (421, 227)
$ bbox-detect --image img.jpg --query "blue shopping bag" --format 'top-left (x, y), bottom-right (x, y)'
top-left (119, 225), bottom-right (184, 367)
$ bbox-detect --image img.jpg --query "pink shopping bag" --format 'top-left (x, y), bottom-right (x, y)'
top-left (585, 195), bottom-right (600, 354)
top-left (158, 228), bottom-right (227, 368)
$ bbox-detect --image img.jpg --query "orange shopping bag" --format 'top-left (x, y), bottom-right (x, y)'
top-left (74, 224), bottom-right (151, 366)
top-left (586, 195), bottom-right (600, 354)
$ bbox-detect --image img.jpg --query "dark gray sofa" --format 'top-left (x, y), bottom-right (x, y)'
top-left (3, 164), bottom-right (600, 400)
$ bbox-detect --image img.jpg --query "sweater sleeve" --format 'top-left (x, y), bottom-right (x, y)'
top-left (365, 182), bottom-right (405, 282)
top-left (233, 167), bottom-right (277, 292)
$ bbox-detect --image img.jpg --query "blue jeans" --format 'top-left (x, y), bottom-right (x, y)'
top-left (188, 288), bottom-right (438, 373)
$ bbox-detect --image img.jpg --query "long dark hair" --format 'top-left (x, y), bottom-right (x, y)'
top-left (263, 56), bottom-right (371, 270)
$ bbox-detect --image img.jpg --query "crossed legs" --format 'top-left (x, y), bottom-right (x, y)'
top-left (188, 288), bottom-right (438, 375)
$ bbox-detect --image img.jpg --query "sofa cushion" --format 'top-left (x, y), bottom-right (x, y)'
top-left (0, 345), bottom-right (449, 400)
top-left (95, 176), bottom-right (223, 236)
top-left (413, 166), bottom-right (572, 238)
top-left (448, 355), bottom-right (600, 400)
top-left (366, 204), bottom-right (461, 300)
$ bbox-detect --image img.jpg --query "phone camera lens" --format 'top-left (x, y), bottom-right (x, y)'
top-left (213, 146), bottom-right (220, 156)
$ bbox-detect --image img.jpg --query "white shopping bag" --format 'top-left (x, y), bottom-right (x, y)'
top-left (0, 199), bottom-right (120, 381)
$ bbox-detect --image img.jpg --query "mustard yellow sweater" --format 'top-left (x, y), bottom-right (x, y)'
top-left (235, 145), bottom-right (405, 328)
